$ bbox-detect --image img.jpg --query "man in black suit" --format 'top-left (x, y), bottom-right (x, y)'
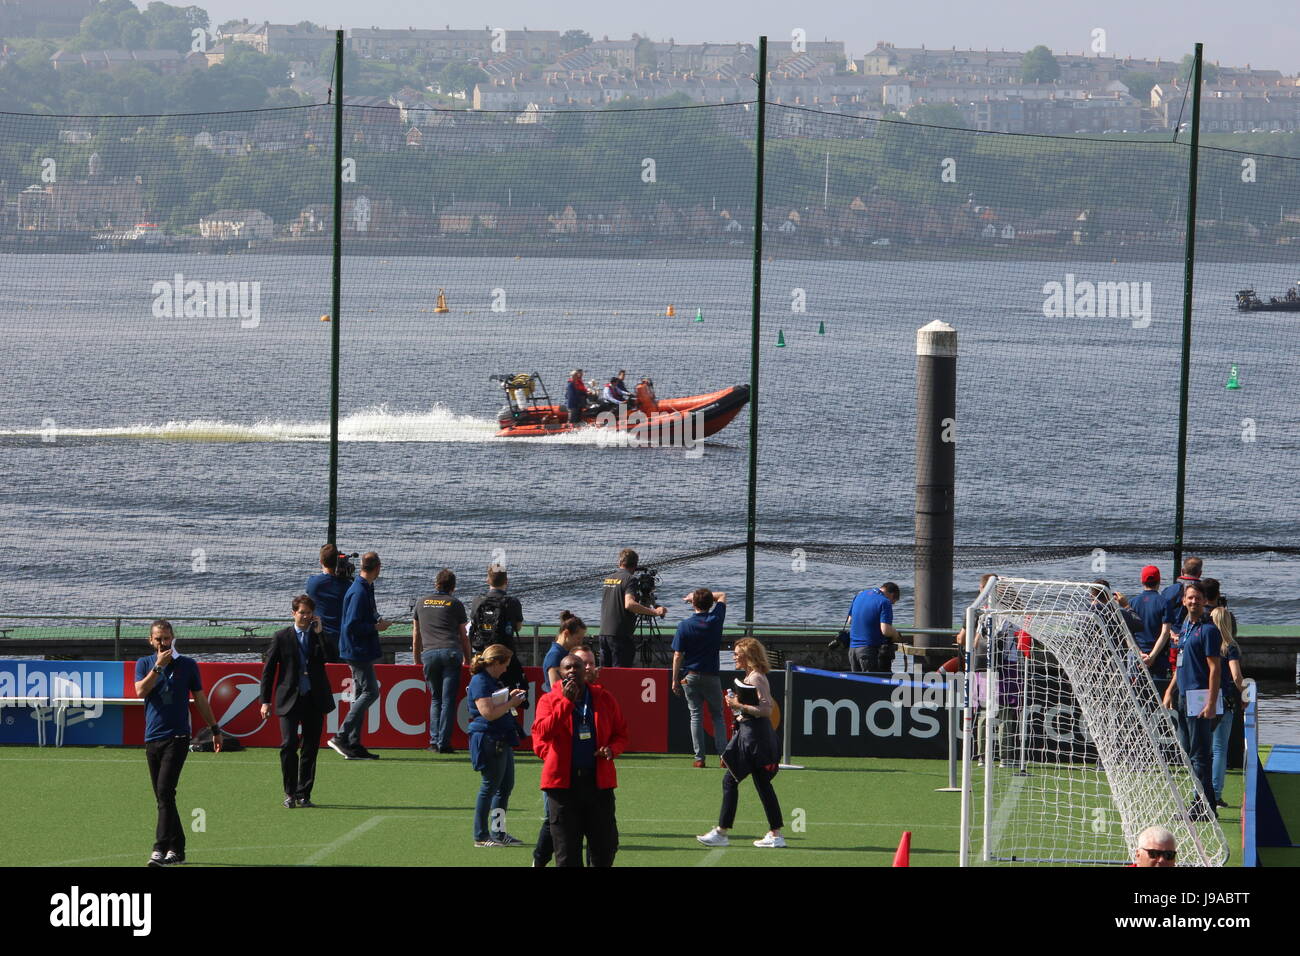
top-left (260, 594), bottom-right (337, 808)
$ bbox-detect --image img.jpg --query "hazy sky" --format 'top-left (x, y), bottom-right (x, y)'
top-left (207, 0), bottom-right (1299, 73)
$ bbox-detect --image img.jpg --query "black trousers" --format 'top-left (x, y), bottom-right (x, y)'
top-left (720, 766), bottom-right (784, 831)
top-left (547, 771), bottom-right (618, 867)
top-left (279, 700), bottom-right (325, 800)
top-left (145, 736), bottom-right (190, 854)
top-left (598, 634), bottom-right (635, 669)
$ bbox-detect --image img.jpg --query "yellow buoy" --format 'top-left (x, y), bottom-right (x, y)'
top-left (666, 304), bottom-right (676, 317)
top-left (320, 314), bottom-right (330, 322)
top-left (433, 289), bottom-right (450, 313)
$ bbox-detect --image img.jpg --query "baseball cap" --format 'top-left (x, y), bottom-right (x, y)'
top-left (1140, 565), bottom-right (1161, 585)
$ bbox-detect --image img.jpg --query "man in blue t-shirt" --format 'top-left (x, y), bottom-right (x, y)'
top-left (1144, 556), bottom-right (1202, 674)
top-left (1130, 565), bottom-right (1170, 679)
top-left (845, 582), bottom-right (902, 673)
top-left (133, 619), bottom-right (222, 866)
top-left (306, 543), bottom-right (350, 663)
top-left (1161, 580), bottom-right (1221, 818)
top-left (671, 588), bottom-right (728, 767)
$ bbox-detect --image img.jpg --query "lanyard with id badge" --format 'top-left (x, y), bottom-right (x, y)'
top-left (577, 694), bottom-right (593, 743)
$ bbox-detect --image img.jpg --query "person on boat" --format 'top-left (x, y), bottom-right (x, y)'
top-left (565, 369), bottom-right (589, 425)
top-left (1288, 287), bottom-right (1297, 302)
top-left (598, 377), bottom-right (627, 417)
top-left (610, 371), bottom-right (633, 403)
top-left (634, 377), bottom-right (658, 414)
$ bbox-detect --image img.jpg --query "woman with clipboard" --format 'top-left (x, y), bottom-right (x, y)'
top-left (696, 638), bottom-right (785, 849)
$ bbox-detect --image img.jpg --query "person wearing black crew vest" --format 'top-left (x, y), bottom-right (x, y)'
top-left (598, 548), bottom-right (666, 668)
top-left (260, 594), bottom-right (335, 808)
top-left (1161, 580), bottom-right (1221, 819)
top-left (532, 654), bottom-right (628, 866)
top-left (134, 619), bottom-right (222, 866)
top-left (413, 568), bottom-right (471, 754)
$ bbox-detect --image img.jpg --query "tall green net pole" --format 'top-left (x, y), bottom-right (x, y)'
top-left (745, 36), bottom-right (768, 625)
top-left (1173, 42), bottom-right (1202, 579)
top-left (327, 29), bottom-right (343, 544)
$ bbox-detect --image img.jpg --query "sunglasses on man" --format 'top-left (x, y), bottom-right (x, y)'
top-left (1141, 847), bottom-right (1176, 862)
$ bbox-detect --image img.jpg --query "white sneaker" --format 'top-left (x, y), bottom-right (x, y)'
top-left (753, 832), bottom-right (786, 848)
top-left (696, 827), bottom-right (729, 847)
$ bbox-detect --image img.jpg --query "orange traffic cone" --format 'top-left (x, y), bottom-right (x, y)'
top-left (892, 831), bottom-right (911, 867)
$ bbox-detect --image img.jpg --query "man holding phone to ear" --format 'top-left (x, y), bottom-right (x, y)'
top-left (134, 619), bottom-right (222, 867)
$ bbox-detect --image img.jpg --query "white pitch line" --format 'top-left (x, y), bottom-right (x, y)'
top-left (301, 814), bottom-right (388, 865)
top-left (695, 847), bottom-right (727, 866)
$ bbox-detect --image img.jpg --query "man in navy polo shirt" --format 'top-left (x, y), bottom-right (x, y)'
top-left (671, 588), bottom-right (728, 768)
top-left (845, 582), bottom-right (902, 673)
top-left (133, 619), bottom-right (222, 866)
top-left (1144, 556), bottom-right (1202, 673)
top-left (1131, 565), bottom-right (1170, 680)
top-left (1161, 581), bottom-right (1221, 818)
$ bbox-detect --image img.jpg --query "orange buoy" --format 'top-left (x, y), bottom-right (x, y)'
top-left (320, 314), bottom-right (330, 322)
top-left (433, 289), bottom-right (450, 313)
top-left (666, 304), bottom-right (676, 317)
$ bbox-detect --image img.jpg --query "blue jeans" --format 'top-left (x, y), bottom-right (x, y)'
top-left (682, 672), bottom-right (727, 760)
top-left (339, 660), bottom-right (379, 748)
top-left (1175, 693), bottom-right (1217, 813)
top-left (1212, 707), bottom-right (1236, 800)
top-left (473, 735), bottom-right (515, 842)
top-left (422, 648), bottom-right (462, 750)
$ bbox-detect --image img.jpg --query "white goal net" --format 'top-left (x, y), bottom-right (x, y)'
top-left (959, 576), bottom-right (1228, 866)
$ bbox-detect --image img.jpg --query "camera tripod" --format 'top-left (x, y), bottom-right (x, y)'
top-left (634, 612), bottom-right (672, 668)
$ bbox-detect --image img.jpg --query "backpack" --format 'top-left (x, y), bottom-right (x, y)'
top-left (471, 592), bottom-right (514, 651)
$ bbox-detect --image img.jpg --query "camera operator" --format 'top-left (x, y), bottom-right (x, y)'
top-left (306, 544), bottom-right (353, 663)
top-left (598, 549), bottom-right (666, 668)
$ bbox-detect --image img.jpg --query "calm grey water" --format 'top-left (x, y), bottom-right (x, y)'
top-left (0, 251), bottom-right (1296, 738)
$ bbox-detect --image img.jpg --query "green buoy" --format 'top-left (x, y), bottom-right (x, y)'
top-left (1226, 364), bottom-right (1241, 390)
top-left (694, 307), bottom-right (703, 322)
top-left (817, 320), bottom-right (825, 335)
top-left (776, 329), bottom-right (786, 347)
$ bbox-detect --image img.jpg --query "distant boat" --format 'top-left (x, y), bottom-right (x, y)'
top-left (1234, 286), bottom-right (1300, 311)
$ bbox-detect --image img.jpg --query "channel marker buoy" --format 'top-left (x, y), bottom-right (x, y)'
top-left (1226, 364), bottom-right (1241, 390)
top-left (817, 320), bottom-right (825, 335)
top-left (776, 329), bottom-right (786, 347)
top-left (666, 304), bottom-right (675, 317)
top-left (433, 289), bottom-right (450, 313)
top-left (694, 307), bottom-right (703, 323)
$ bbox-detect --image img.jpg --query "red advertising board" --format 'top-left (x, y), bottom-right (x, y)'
top-left (122, 662), bottom-right (669, 753)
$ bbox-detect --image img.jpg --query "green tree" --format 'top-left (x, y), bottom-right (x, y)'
top-left (222, 43), bottom-right (292, 87)
top-left (1022, 45), bottom-right (1060, 83)
top-left (560, 29), bottom-right (592, 52)
top-left (905, 103), bottom-right (966, 127)
top-left (437, 60), bottom-right (486, 96)
top-left (1180, 54), bottom-right (1220, 86)
top-left (1120, 71), bottom-right (1157, 102)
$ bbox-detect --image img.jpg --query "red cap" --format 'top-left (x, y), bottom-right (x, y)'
top-left (1140, 565), bottom-right (1161, 585)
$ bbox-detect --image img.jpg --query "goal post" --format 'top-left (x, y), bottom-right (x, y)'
top-left (959, 576), bottom-right (1228, 866)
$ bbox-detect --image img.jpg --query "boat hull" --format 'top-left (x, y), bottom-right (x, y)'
top-left (496, 384), bottom-right (750, 439)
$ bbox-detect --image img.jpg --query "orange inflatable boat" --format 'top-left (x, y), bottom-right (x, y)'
top-left (489, 372), bottom-right (749, 440)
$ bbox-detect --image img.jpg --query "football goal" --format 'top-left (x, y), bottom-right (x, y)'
top-left (958, 576), bottom-right (1228, 866)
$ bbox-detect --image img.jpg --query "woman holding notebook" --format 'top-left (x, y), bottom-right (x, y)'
top-left (696, 637), bottom-right (786, 849)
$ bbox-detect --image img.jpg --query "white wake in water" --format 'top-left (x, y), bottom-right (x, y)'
top-left (0, 404), bottom-right (648, 445)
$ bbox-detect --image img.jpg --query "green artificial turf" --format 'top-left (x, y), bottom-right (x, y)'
top-left (0, 747), bottom-right (1248, 867)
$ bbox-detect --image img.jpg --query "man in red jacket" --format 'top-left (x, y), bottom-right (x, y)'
top-left (532, 654), bottom-right (628, 867)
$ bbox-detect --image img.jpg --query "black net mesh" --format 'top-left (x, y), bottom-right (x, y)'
top-left (1, 91), bottom-right (1297, 627)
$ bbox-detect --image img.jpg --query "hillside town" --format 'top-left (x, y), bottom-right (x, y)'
top-left (2, 1), bottom-right (1300, 251)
